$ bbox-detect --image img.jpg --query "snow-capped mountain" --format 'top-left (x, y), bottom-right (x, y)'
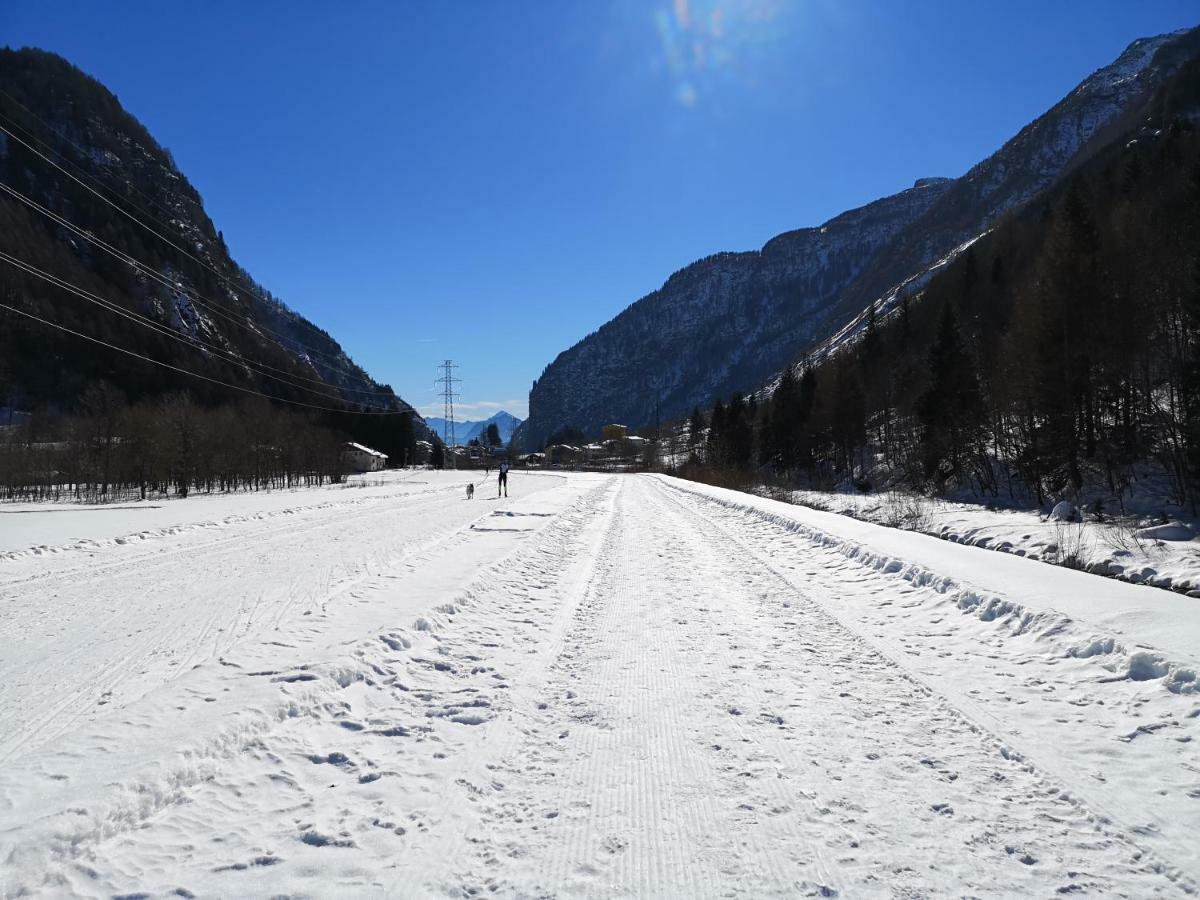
top-left (426, 410), bottom-right (522, 446)
top-left (518, 28), bottom-right (1200, 449)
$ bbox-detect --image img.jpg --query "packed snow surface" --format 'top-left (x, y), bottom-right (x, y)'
top-left (2, 471), bottom-right (1199, 897)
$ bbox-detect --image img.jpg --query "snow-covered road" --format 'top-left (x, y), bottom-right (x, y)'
top-left (2, 472), bottom-right (1198, 897)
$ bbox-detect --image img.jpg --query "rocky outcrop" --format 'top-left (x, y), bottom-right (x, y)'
top-left (519, 180), bottom-right (950, 448)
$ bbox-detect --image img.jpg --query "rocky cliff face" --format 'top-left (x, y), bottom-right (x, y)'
top-left (519, 28), bottom-right (1200, 449)
top-left (520, 179), bottom-right (951, 448)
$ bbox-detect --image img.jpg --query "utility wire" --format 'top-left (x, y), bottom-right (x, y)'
top-left (0, 92), bottom-right (205, 239)
top-left (0, 249), bottom-right (388, 405)
top-left (0, 179), bottom-right (399, 395)
top-left (0, 128), bottom-right (370, 375)
top-left (0, 119), bottom-right (372, 357)
top-left (0, 297), bottom-right (416, 416)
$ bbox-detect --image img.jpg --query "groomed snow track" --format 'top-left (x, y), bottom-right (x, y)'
top-left (1, 472), bottom-right (1198, 897)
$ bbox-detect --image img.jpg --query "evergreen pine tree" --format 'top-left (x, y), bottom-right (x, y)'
top-left (918, 303), bottom-right (983, 480)
top-left (1182, 253), bottom-right (1200, 512)
top-left (689, 406), bottom-right (705, 450)
top-left (861, 301), bottom-right (881, 361)
top-left (726, 393), bottom-right (753, 470)
top-left (706, 400), bottom-right (727, 465)
top-left (769, 366), bottom-right (801, 472)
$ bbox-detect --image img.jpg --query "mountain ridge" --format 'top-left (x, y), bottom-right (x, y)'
top-left (425, 410), bottom-right (522, 446)
top-left (517, 27), bottom-right (1200, 450)
top-left (517, 176), bottom-right (953, 449)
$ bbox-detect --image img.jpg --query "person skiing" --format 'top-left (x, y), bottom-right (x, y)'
top-left (497, 459), bottom-right (509, 498)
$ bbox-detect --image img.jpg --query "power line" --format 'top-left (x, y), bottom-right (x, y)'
top-left (0, 94), bottom-right (205, 241)
top-left (0, 92), bottom-right (420, 419)
top-left (0, 298), bottom-right (414, 416)
top-left (0, 178), bottom-right (398, 394)
top-left (0, 119), bottom-right (368, 354)
top-left (0, 249), bottom-right (393, 406)
top-left (0, 162), bottom-right (375, 380)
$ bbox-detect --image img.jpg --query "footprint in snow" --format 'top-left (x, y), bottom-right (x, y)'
top-left (307, 752), bottom-right (352, 767)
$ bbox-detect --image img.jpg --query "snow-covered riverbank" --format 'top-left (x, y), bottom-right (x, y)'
top-left (785, 486), bottom-right (1200, 596)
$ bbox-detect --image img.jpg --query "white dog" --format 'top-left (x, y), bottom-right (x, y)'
top-left (466, 483), bottom-right (475, 500)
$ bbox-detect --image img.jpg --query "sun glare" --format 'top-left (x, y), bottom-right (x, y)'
top-left (652, 0), bottom-right (787, 108)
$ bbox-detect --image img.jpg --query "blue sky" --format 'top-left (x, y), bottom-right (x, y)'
top-left (4, 1), bottom-right (1197, 419)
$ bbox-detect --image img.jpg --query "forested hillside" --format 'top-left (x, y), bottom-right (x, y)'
top-left (692, 52), bottom-right (1200, 513)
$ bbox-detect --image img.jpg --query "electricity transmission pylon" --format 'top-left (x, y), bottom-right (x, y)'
top-left (435, 360), bottom-right (461, 465)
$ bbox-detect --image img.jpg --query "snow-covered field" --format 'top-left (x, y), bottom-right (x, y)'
top-left (2, 471), bottom-right (1199, 897)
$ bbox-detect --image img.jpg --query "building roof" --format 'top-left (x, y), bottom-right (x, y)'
top-left (345, 441), bottom-right (388, 459)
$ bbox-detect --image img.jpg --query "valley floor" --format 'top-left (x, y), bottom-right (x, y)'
top-left (1, 472), bottom-right (1198, 897)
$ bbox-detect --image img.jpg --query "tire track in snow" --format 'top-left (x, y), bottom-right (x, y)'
top-left (453, 478), bottom-right (834, 897)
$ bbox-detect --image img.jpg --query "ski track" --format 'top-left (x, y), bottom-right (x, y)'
top-left (446, 477), bottom-right (1187, 898)
top-left (655, 476), bottom-right (1200, 886)
top-left (1, 473), bottom-right (1197, 898)
top-left (0, 476), bottom-right (558, 762)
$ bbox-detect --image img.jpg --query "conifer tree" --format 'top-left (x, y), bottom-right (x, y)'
top-left (769, 366), bottom-right (801, 472)
top-left (726, 393), bottom-right (754, 470)
top-left (917, 303), bottom-right (983, 480)
top-left (830, 364), bottom-right (866, 477)
top-left (689, 406), bottom-right (705, 451)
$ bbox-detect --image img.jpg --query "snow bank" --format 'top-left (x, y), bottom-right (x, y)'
top-left (659, 477), bottom-right (1200, 681)
top-left (786, 487), bottom-right (1200, 596)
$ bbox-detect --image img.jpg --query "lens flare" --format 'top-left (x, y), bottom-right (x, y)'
top-left (651, 0), bottom-right (788, 109)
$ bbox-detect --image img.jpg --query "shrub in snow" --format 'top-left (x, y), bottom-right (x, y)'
top-left (1049, 500), bottom-right (1079, 523)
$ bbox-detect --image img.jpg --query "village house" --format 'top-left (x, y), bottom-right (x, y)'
top-left (342, 442), bottom-right (388, 472)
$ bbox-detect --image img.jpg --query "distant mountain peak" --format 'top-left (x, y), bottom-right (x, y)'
top-left (426, 410), bottom-right (523, 445)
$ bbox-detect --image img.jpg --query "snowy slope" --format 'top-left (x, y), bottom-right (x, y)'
top-left (2, 473), bottom-right (1198, 896)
